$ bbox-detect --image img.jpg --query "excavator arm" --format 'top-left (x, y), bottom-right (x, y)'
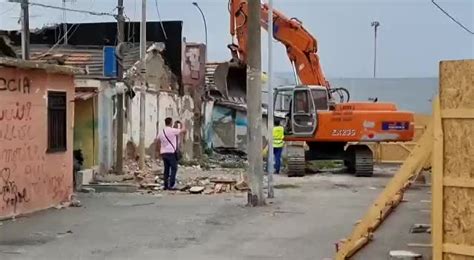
top-left (228, 0), bottom-right (329, 88)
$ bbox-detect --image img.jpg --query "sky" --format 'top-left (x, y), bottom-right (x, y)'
top-left (0, 0), bottom-right (473, 78)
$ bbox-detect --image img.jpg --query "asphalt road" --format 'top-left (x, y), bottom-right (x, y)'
top-left (0, 166), bottom-right (431, 260)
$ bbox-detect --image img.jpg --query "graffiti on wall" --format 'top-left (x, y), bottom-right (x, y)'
top-left (0, 167), bottom-right (30, 212)
top-left (0, 76), bottom-right (31, 94)
top-left (0, 76), bottom-right (37, 213)
top-left (0, 74), bottom-right (69, 216)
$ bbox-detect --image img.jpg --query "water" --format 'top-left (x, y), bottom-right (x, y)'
top-left (269, 73), bottom-right (438, 114)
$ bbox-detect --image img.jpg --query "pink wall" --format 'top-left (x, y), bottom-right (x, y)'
top-left (0, 67), bottom-right (74, 219)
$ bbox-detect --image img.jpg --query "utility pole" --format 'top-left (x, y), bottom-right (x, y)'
top-left (247, 0), bottom-right (265, 206)
top-left (371, 21), bottom-right (380, 78)
top-left (62, 0), bottom-right (68, 45)
top-left (266, 0), bottom-right (274, 198)
top-left (115, 0), bottom-right (125, 174)
top-left (138, 0), bottom-right (147, 170)
top-left (21, 0), bottom-right (30, 59)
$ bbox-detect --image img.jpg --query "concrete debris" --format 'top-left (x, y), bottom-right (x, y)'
top-left (189, 186), bottom-right (205, 194)
top-left (56, 230), bottom-right (73, 238)
top-left (210, 177), bottom-right (237, 184)
top-left (70, 199), bottom-right (82, 207)
top-left (122, 174), bottom-right (135, 181)
top-left (90, 156), bottom-right (247, 195)
top-left (54, 203), bottom-right (68, 209)
top-left (83, 183), bottom-right (139, 193)
top-left (389, 250), bottom-right (422, 259)
top-left (235, 180), bottom-right (250, 191)
top-left (140, 183), bottom-right (162, 189)
top-left (204, 188), bottom-right (214, 195)
top-left (69, 194), bottom-right (82, 207)
top-left (80, 187), bottom-right (96, 193)
top-left (180, 185), bottom-right (191, 192)
top-left (197, 148), bottom-right (249, 169)
top-left (214, 183), bottom-right (224, 193)
top-left (212, 183), bottom-right (234, 193)
top-left (409, 224), bottom-right (431, 233)
top-left (54, 195), bottom-right (82, 209)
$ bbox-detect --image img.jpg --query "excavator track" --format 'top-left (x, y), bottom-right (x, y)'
top-left (345, 145), bottom-right (374, 177)
top-left (285, 143), bottom-right (306, 177)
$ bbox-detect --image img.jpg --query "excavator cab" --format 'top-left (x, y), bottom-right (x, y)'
top-left (274, 85), bottom-right (328, 137)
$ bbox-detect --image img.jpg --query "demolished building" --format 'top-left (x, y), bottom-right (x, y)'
top-left (1, 21), bottom-right (198, 173)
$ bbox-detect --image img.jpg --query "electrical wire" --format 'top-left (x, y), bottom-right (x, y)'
top-left (0, 4), bottom-right (17, 15)
top-left (26, 1), bottom-right (117, 18)
top-left (154, 0), bottom-right (168, 40)
top-left (123, 13), bottom-right (136, 44)
top-left (431, 0), bottom-right (473, 35)
top-left (35, 23), bottom-right (80, 58)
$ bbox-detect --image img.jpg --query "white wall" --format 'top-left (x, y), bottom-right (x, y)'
top-left (127, 91), bottom-right (159, 153)
top-left (156, 92), bottom-right (194, 160)
top-left (126, 91), bottom-right (194, 160)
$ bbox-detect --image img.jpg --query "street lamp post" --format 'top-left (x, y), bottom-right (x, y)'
top-left (192, 2), bottom-right (208, 58)
top-left (371, 21), bottom-right (380, 78)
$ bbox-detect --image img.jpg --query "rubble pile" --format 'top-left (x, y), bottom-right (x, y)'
top-left (89, 150), bottom-right (250, 195)
top-left (127, 157), bottom-right (246, 195)
top-left (207, 148), bottom-right (248, 169)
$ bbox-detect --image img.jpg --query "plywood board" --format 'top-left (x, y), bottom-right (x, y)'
top-left (434, 59), bottom-right (474, 260)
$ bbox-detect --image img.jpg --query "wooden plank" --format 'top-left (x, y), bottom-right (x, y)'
top-left (438, 60), bottom-right (474, 259)
top-left (441, 109), bottom-right (474, 119)
top-left (335, 122), bottom-right (433, 260)
top-left (443, 177), bottom-right (474, 188)
top-left (400, 144), bottom-right (413, 152)
top-left (443, 243), bottom-right (474, 257)
top-left (432, 97), bottom-right (444, 260)
top-left (380, 160), bottom-right (405, 164)
top-left (407, 243), bottom-right (432, 248)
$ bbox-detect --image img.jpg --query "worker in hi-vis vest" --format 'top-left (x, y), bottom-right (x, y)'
top-left (273, 119), bottom-right (285, 174)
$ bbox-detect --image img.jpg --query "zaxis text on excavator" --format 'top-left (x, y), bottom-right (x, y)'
top-left (216, 0), bottom-right (415, 177)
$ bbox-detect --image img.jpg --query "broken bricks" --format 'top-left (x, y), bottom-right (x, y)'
top-left (409, 224), bottom-right (431, 234)
top-left (189, 186), bottom-right (205, 194)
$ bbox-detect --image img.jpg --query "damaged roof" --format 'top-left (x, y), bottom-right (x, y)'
top-left (12, 43), bottom-right (150, 80)
top-left (0, 57), bottom-right (85, 75)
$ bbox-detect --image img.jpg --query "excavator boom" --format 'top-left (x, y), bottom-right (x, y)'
top-left (229, 0), bottom-right (328, 87)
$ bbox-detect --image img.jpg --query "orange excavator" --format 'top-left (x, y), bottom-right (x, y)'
top-left (224, 0), bottom-right (415, 177)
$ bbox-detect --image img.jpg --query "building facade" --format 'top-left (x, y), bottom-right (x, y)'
top-left (0, 58), bottom-right (79, 219)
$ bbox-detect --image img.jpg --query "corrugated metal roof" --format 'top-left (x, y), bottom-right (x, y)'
top-left (0, 57), bottom-right (84, 75)
top-left (13, 43), bottom-right (150, 80)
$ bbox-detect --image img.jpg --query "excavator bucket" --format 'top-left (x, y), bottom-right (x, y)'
top-left (212, 61), bottom-right (247, 100)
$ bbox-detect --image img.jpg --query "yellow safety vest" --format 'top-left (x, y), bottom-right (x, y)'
top-left (273, 126), bottom-right (285, 148)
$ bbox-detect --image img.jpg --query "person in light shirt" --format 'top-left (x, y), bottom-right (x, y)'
top-left (156, 117), bottom-right (186, 190)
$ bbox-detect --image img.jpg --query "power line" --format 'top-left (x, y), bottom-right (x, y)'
top-left (154, 0), bottom-right (168, 40)
top-left (8, 0), bottom-right (117, 18)
top-left (431, 0), bottom-right (473, 35)
top-left (0, 4), bottom-right (17, 15)
top-left (35, 23), bottom-right (80, 58)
